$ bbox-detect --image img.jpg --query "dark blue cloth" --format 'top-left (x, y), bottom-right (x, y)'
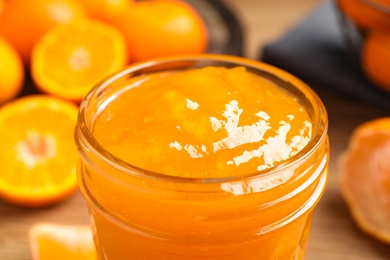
top-left (261, 0), bottom-right (390, 110)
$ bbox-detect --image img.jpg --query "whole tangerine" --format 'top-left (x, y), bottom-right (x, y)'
top-left (0, 0), bottom-right (87, 65)
top-left (0, 37), bottom-right (24, 104)
top-left (361, 31), bottom-right (390, 92)
top-left (338, 0), bottom-right (390, 31)
top-left (113, 0), bottom-right (208, 62)
top-left (78, 0), bottom-right (132, 24)
top-left (0, 0), bottom-right (4, 16)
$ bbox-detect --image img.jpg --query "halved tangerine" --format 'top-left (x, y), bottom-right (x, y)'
top-left (0, 95), bottom-right (79, 207)
top-left (31, 18), bottom-right (128, 102)
top-left (339, 117), bottom-right (390, 244)
top-left (29, 222), bottom-right (96, 260)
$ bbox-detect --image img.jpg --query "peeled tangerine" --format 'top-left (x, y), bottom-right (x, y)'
top-left (339, 117), bottom-right (390, 244)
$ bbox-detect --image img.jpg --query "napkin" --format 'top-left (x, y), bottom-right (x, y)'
top-left (260, 0), bottom-right (390, 111)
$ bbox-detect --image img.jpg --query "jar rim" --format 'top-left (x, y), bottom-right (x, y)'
top-left (76, 54), bottom-right (328, 184)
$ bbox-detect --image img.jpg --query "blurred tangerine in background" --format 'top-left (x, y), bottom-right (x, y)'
top-left (0, 0), bottom-right (4, 16)
top-left (362, 30), bottom-right (390, 92)
top-left (336, 0), bottom-right (390, 94)
top-left (78, 0), bottom-right (132, 25)
top-left (113, 0), bottom-right (208, 62)
top-left (0, 37), bottom-right (24, 104)
top-left (0, 0), bottom-right (87, 65)
top-left (338, 0), bottom-right (390, 32)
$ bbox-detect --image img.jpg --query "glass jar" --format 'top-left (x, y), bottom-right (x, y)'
top-left (75, 54), bottom-right (329, 259)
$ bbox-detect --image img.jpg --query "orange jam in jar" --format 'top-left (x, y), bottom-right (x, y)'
top-left (75, 54), bottom-right (329, 259)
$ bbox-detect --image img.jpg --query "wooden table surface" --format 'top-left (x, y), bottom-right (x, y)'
top-left (1, 0), bottom-right (390, 259)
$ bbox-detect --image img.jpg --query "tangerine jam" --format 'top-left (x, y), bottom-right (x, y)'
top-left (75, 54), bottom-right (329, 259)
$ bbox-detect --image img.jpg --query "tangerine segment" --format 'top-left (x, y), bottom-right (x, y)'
top-left (339, 117), bottom-right (390, 244)
top-left (0, 95), bottom-right (79, 207)
top-left (29, 223), bottom-right (97, 260)
top-left (32, 19), bottom-right (128, 102)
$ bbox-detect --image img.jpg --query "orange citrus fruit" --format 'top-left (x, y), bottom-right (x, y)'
top-left (339, 117), bottom-right (390, 244)
top-left (0, 95), bottom-right (79, 207)
top-left (0, 0), bottom-right (4, 17)
top-left (79, 0), bottom-right (132, 24)
top-left (338, 0), bottom-right (390, 31)
top-left (31, 19), bottom-right (128, 102)
top-left (114, 0), bottom-right (208, 62)
top-left (361, 31), bottom-right (390, 92)
top-left (0, 0), bottom-right (86, 64)
top-left (29, 223), bottom-right (97, 260)
top-left (0, 37), bottom-right (24, 104)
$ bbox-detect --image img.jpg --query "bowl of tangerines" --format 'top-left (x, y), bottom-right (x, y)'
top-left (336, 0), bottom-right (390, 93)
top-left (0, 0), bottom-right (236, 207)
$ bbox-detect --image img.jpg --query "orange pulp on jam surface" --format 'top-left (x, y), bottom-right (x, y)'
top-left (93, 66), bottom-right (312, 178)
